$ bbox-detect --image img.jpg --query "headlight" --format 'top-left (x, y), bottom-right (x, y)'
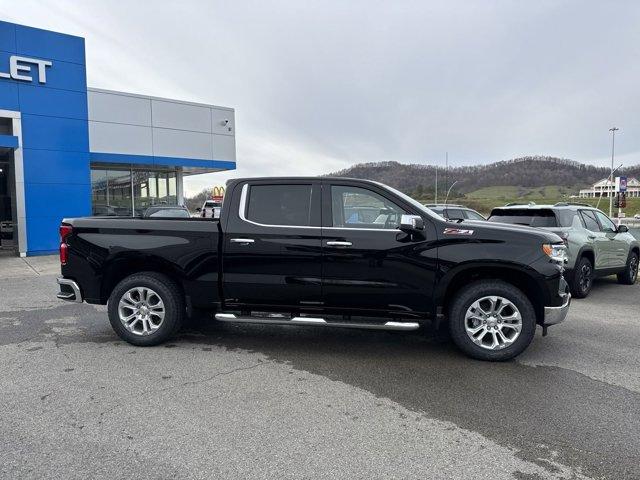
top-left (543, 243), bottom-right (568, 264)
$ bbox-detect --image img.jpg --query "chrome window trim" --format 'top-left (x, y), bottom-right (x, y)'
top-left (238, 182), bottom-right (403, 232)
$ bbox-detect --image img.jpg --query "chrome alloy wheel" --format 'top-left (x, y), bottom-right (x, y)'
top-left (118, 287), bottom-right (165, 336)
top-left (464, 296), bottom-right (522, 350)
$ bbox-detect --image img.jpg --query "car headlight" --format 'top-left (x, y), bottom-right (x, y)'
top-left (543, 243), bottom-right (568, 264)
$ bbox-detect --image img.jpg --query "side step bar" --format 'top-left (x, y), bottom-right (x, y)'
top-left (214, 313), bottom-right (420, 331)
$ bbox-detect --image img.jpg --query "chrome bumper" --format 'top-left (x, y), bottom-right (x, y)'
top-left (56, 277), bottom-right (83, 303)
top-left (544, 292), bottom-right (571, 326)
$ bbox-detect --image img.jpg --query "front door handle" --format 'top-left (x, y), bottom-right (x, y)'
top-left (230, 238), bottom-right (255, 245)
top-left (587, 235), bottom-right (596, 240)
top-left (326, 241), bottom-right (352, 247)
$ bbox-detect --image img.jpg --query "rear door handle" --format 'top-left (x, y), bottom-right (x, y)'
top-left (587, 235), bottom-right (596, 240)
top-left (326, 241), bottom-right (352, 247)
top-left (230, 238), bottom-right (255, 245)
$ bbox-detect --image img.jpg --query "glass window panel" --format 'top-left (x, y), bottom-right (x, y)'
top-left (331, 185), bottom-right (406, 229)
top-left (107, 169), bottom-right (132, 216)
top-left (594, 211), bottom-right (616, 233)
top-left (158, 173), bottom-right (168, 203)
top-left (90, 169), bottom-right (110, 216)
top-left (247, 184), bottom-right (312, 226)
top-left (580, 210), bottom-right (601, 232)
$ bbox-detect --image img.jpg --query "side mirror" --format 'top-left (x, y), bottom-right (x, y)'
top-left (617, 224), bottom-right (629, 233)
top-left (400, 214), bottom-right (424, 232)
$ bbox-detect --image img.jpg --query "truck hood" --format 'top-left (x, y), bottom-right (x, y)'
top-left (455, 220), bottom-right (564, 244)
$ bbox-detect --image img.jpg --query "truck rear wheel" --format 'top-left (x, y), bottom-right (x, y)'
top-left (448, 280), bottom-right (536, 361)
top-left (108, 272), bottom-right (184, 346)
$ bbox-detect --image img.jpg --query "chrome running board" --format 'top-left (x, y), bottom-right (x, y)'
top-left (214, 313), bottom-right (420, 331)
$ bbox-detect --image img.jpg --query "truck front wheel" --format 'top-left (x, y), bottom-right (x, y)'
top-left (448, 280), bottom-right (536, 361)
top-left (108, 272), bottom-right (184, 346)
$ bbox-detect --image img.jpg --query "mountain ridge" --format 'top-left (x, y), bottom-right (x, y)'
top-left (327, 156), bottom-right (640, 195)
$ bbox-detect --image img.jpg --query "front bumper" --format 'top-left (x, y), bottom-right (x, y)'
top-left (56, 277), bottom-right (83, 303)
top-left (544, 292), bottom-right (571, 326)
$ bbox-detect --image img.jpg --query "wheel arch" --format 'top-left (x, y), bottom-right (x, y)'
top-left (437, 263), bottom-right (546, 325)
top-left (577, 246), bottom-right (595, 266)
top-left (100, 254), bottom-right (185, 304)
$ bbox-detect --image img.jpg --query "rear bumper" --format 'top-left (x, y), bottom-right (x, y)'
top-left (544, 292), bottom-right (571, 326)
top-left (56, 277), bottom-right (83, 303)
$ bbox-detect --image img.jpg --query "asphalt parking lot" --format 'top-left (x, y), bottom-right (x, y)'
top-left (0, 256), bottom-right (638, 479)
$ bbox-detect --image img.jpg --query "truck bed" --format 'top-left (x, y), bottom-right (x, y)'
top-left (61, 216), bottom-right (221, 308)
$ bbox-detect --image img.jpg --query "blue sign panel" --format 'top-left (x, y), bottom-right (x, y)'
top-left (0, 21), bottom-right (91, 255)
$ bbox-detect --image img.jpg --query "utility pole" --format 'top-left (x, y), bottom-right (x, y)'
top-left (434, 164), bottom-right (438, 204)
top-left (445, 152), bottom-right (449, 197)
top-left (609, 127), bottom-right (619, 217)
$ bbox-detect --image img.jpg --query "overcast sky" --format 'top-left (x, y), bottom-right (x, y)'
top-left (3, 0), bottom-right (640, 195)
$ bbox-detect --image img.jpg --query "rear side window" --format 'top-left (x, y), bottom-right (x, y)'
top-left (246, 184), bottom-right (312, 226)
top-left (555, 209), bottom-right (579, 228)
top-left (487, 209), bottom-right (558, 227)
top-left (580, 210), bottom-right (600, 231)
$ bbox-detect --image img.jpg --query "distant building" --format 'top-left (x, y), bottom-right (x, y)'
top-left (579, 177), bottom-right (640, 198)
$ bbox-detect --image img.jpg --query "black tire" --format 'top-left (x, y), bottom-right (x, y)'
top-left (448, 280), bottom-right (537, 361)
top-left (108, 272), bottom-right (184, 346)
top-left (617, 251), bottom-right (639, 285)
top-left (570, 256), bottom-right (593, 299)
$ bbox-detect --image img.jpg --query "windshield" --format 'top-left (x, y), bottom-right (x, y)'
top-left (378, 183), bottom-right (444, 220)
top-left (148, 209), bottom-right (190, 218)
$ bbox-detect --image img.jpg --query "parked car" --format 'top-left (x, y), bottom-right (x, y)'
top-left (199, 200), bottom-right (222, 218)
top-left (142, 205), bottom-right (191, 218)
top-left (488, 202), bottom-right (639, 298)
top-left (424, 204), bottom-right (486, 221)
top-left (57, 177), bottom-right (571, 361)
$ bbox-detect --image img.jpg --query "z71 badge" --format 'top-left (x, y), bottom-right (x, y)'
top-left (443, 228), bottom-right (475, 235)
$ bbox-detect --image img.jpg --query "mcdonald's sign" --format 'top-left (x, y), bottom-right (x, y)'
top-left (212, 186), bottom-right (225, 202)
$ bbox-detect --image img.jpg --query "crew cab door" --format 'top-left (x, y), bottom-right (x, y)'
top-left (222, 180), bottom-right (322, 309)
top-left (320, 181), bottom-right (438, 316)
top-left (593, 210), bottom-right (628, 267)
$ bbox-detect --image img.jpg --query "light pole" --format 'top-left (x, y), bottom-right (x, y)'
top-left (609, 127), bottom-right (619, 217)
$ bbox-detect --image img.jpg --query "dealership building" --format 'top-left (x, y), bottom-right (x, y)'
top-left (0, 21), bottom-right (236, 256)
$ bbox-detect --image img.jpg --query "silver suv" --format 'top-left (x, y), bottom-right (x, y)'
top-left (488, 202), bottom-right (639, 298)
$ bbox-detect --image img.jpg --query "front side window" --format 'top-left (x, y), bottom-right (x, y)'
top-left (246, 184), bottom-right (312, 226)
top-left (580, 210), bottom-right (601, 232)
top-left (594, 211), bottom-right (617, 233)
top-left (331, 185), bottom-right (406, 229)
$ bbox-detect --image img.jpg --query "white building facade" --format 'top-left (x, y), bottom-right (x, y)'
top-left (579, 177), bottom-right (640, 198)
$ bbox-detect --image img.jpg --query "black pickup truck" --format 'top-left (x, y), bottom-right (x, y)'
top-left (57, 177), bottom-right (571, 361)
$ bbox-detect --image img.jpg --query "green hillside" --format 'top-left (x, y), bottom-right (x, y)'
top-left (415, 184), bottom-right (640, 217)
